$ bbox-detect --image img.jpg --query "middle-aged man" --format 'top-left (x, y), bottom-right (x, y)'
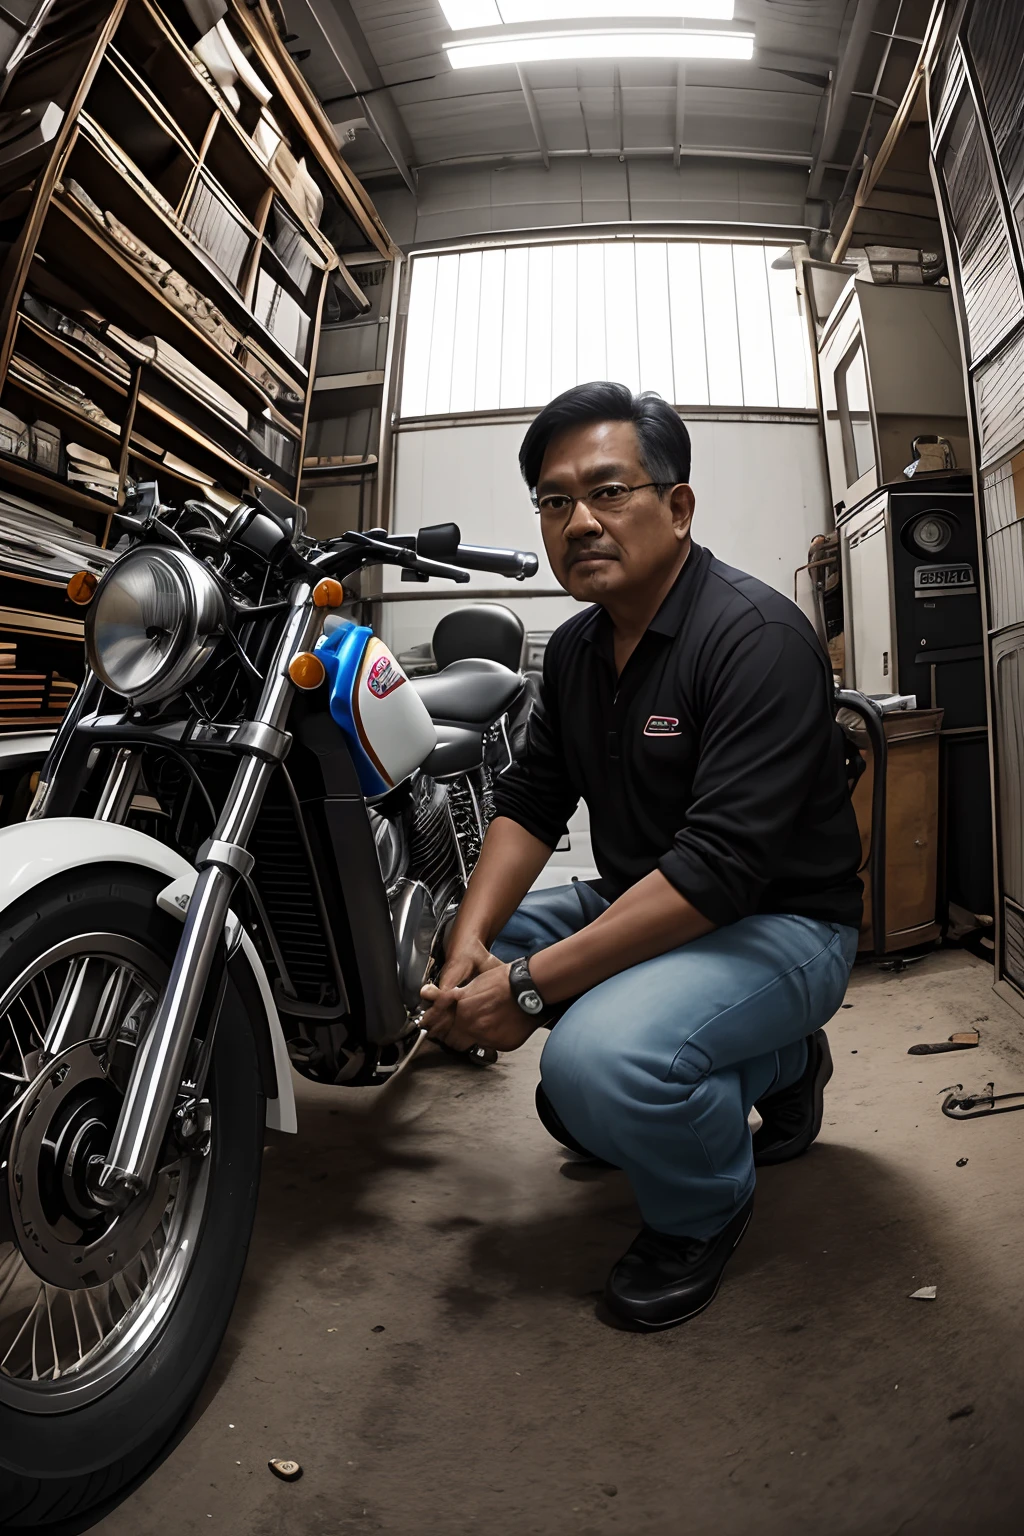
top-left (421, 381), bottom-right (863, 1332)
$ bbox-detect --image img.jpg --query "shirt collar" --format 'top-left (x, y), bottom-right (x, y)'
top-left (647, 541), bottom-right (707, 637)
top-left (580, 541), bottom-right (707, 650)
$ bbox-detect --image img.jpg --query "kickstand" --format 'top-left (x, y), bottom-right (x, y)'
top-left (940, 1081), bottom-right (1024, 1119)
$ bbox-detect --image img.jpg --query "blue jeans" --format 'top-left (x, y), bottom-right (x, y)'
top-left (493, 883), bottom-right (859, 1240)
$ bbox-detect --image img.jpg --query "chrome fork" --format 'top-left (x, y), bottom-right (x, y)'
top-left (96, 581), bottom-right (321, 1202)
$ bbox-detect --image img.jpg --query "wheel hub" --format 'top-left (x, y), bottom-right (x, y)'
top-left (8, 1041), bottom-right (171, 1289)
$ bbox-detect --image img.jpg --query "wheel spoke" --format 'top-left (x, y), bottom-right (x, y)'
top-left (0, 933), bottom-right (208, 1404)
top-left (67, 1288), bottom-right (85, 1365)
top-left (2, 1009), bottom-right (29, 1080)
top-left (0, 1247), bottom-right (24, 1310)
top-left (43, 1287), bottom-right (60, 1381)
top-left (3, 1287), bottom-right (44, 1379)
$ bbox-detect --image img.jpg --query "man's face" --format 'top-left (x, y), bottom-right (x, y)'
top-left (535, 420), bottom-right (694, 606)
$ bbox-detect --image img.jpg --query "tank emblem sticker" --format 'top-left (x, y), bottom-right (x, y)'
top-left (644, 715), bottom-right (681, 737)
top-left (367, 653), bottom-right (406, 699)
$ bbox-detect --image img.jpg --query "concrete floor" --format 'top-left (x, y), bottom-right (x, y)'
top-left (90, 949), bottom-right (1024, 1536)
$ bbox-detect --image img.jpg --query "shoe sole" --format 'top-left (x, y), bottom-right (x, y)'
top-left (603, 1201), bottom-right (754, 1333)
top-left (753, 1029), bottom-right (834, 1168)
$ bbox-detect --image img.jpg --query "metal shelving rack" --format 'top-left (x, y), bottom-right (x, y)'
top-left (0, 0), bottom-right (398, 545)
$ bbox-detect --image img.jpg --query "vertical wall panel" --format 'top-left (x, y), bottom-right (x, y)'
top-left (981, 458), bottom-right (1020, 535)
top-left (993, 632), bottom-right (1024, 904)
top-left (974, 329), bottom-right (1024, 467)
top-left (399, 238), bottom-right (813, 418)
top-left (699, 244), bottom-right (744, 406)
top-left (968, 0), bottom-right (1024, 246)
top-left (985, 520), bottom-right (1024, 631)
top-left (635, 243), bottom-right (674, 401)
top-left (938, 91), bottom-right (1023, 360)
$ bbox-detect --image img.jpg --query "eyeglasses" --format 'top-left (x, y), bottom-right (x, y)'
top-left (530, 481), bottom-right (667, 520)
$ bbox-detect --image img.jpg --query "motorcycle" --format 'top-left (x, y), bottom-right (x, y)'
top-left (0, 481), bottom-right (538, 1526)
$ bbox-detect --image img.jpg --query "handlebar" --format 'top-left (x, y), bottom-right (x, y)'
top-left (449, 542), bottom-right (538, 580)
top-left (411, 522), bottom-right (537, 580)
top-left (121, 488), bottom-right (538, 589)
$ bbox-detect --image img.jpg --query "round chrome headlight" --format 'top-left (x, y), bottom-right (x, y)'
top-left (85, 547), bottom-right (226, 704)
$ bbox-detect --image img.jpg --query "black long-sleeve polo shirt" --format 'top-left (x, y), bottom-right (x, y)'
top-left (493, 542), bottom-right (864, 930)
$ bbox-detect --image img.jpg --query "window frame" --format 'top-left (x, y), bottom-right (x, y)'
top-left (393, 229), bottom-right (817, 426)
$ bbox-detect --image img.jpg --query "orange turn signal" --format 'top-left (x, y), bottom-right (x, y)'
top-left (288, 651), bottom-right (326, 690)
top-left (67, 570), bottom-right (98, 605)
top-left (313, 578), bottom-right (345, 609)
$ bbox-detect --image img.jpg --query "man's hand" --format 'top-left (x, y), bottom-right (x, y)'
top-left (421, 962), bottom-right (539, 1054)
top-left (419, 937), bottom-right (503, 1038)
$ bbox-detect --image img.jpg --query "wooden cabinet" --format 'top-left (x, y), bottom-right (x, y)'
top-left (846, 707), bottom-right (944, 952)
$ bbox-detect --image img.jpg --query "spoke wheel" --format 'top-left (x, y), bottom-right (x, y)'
top-left (0, 865), bottom-right (264, 1532)
top-left (0, 934), bottom-right (209, 1412)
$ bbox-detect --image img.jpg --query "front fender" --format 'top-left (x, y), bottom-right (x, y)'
top-left (0, 818), bottom-right (296, 1133)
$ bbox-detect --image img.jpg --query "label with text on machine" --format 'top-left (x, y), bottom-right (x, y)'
top-left (914, 563), bottom-right (976, 596)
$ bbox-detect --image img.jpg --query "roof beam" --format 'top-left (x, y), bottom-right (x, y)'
top-left (293, 0), bottom-right (416, 195)
top-left (411, 145), bottom-right (813, 172)
top-left (516, 65), bottom-right (550, 170)
top-left (807, 0), bottom-right (883, 199)
top-left (673, 63), bottom-right (686, 170)
top-left (614, 66), bottom-right (624, 159)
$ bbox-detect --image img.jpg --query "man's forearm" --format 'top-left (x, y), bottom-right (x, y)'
top-left (529, 869), bottom-right (715, 1003)
top-left (447, 816), bottom-right (553, 952)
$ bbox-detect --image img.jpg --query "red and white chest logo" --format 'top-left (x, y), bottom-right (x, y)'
top-left (366, 654), bottom-right (405, 699)
top-left (644, 715), bottom-right (681, 737)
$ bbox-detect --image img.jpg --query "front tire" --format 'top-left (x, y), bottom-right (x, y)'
top-left (0, 866), bottom-right (264, 1528)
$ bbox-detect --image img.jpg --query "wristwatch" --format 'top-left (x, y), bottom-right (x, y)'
top-left (508, 956), bottom-right (545, 1017)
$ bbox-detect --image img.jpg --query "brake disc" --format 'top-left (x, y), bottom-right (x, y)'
top-left (7, 1040), bottom-right (172, 1290)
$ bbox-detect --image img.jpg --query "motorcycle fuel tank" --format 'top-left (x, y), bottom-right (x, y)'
top-left (317, 621), bottom-right (437, 797)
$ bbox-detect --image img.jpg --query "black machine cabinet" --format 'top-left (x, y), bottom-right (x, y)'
top-left (888, 477), bottom-right (984, 726)
top-left (838, 472), bottom-right (992, 919)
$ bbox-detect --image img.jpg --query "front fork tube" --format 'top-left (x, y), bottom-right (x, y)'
top-left (96, 584), bottom-right (320, 1202)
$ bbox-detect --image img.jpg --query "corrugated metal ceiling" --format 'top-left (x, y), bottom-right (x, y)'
top-left (287, 0), bottom-right (851, 174)
top-left (283, 0), bottom-right (935, 253)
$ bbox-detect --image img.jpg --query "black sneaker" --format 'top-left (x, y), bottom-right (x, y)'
top-left (604, 1195), bottom-right (754, 1331)
top-left (535, 1083), bottom-right (618, 1167)
top-left (752, 1028), bottom-right (833, 1168)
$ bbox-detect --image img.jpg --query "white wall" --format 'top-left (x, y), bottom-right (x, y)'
top-left (384, 412), bottom-right (830, 882)
top-left (371, 161), bottom-right (810, 248)
top-left (383, 413), bottom-right (830, 661)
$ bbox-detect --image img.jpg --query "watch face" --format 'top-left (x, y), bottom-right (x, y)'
top-left (520, 989), bottom-right (544, 1016)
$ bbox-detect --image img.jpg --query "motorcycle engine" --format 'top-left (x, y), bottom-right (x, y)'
top-left (369, 774), bottom-right (466, 1010)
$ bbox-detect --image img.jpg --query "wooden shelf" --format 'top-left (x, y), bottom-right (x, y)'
top-left (300, 466), bottom-right (378, 488)
top-left (6, 369), bottom-right (122, 449)
top-left (72, 118), bottom-right (311, 397)
top-left (43, 196), bottom-right (291, 422)
top-left (136, 391), bottom-right (294, 496)
top-left (0, 0), bottom-right (398, 696)
top-left (313, 370), bottom-right (385, 393)
top-left (131, 0), bottom-right (347, 276)
top-left (0, 453), bottom-right (117, 519)
top-left (17, 313), bottom-right (131, 398)
top-left (127, 443), bottom-right (218, 496)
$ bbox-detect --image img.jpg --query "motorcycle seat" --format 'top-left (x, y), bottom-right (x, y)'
top-left (422, 722), bottom-right (485, 779)
top-left (412, 657), bottom-right (523, 727)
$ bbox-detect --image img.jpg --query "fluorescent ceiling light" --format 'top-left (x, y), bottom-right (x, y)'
top-left (501, 0), bottom-right (734, 15)
top-left (445, 28), bottom-right (754, 66)
top-left (440, 0), bottom-right (501, 25)
top-left (439, 0), bottom-right (734, 26)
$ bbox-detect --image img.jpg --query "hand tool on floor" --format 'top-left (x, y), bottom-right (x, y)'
top-left (909, 1028), bottom-right (980, 1055)
top-left (940, 1081), bottom-right (1024, 1119)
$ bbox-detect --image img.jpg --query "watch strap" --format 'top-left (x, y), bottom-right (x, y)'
top-left (508, 955), bottom-right (546, 1016)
